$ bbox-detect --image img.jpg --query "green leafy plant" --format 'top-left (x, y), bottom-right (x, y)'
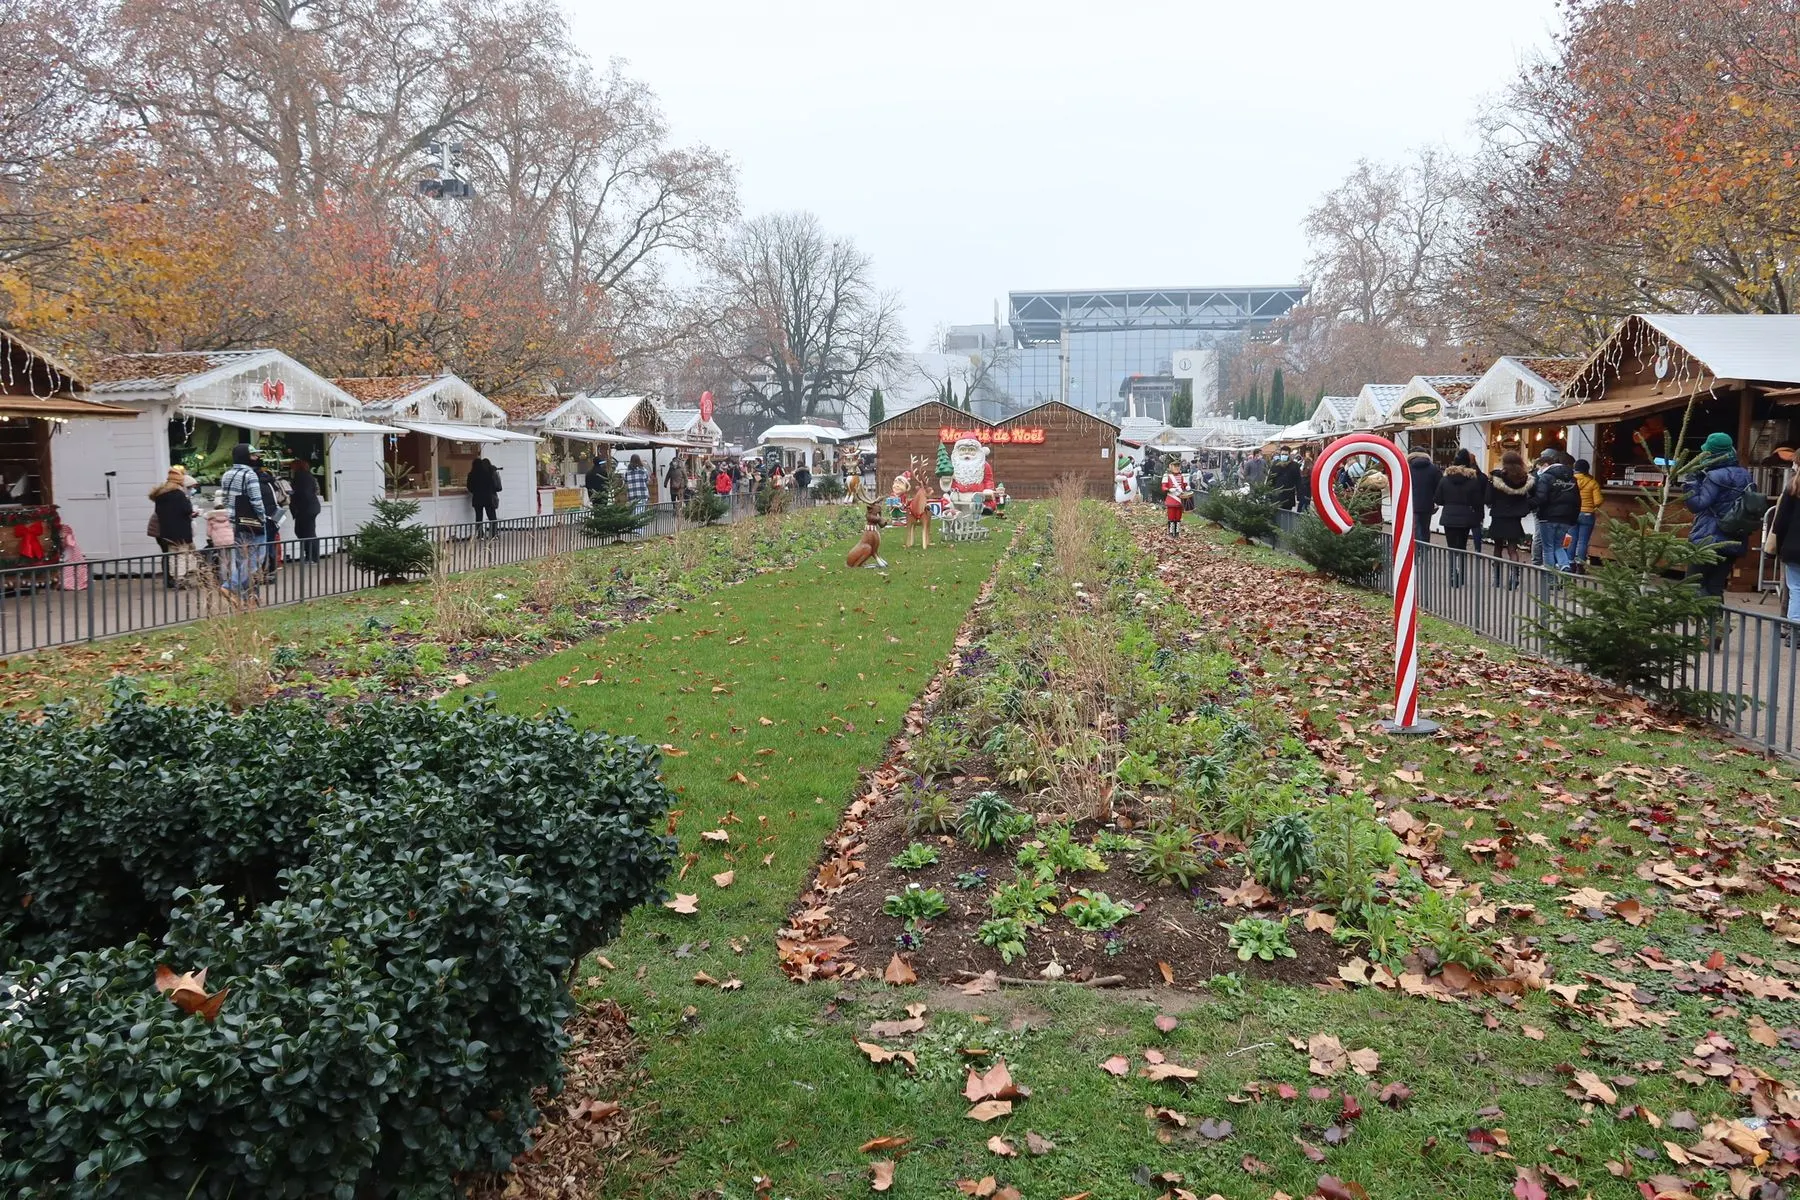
top-left (909, 718), bottom-right (971, 781)
top-left (1062, 888), bottom-right (1133, 931)
top-left (1040, 822), bottom-right (1106, 874)
top-left (1225, 916), bottom-right (1296, 962)
top-left (987, 871), bottom-right (1059, 925)
top-left (1405, 888), bottom-right (1493, 974)
top-left (1208, 971), bottom-right (1247, 999)
top-left (961, 790), bottom-right (1033, 852)
top-left (349, 497), bottom-right (435, 582)
top-left (1093, 830), bottom-right (1142, 854)
top-left (888, 842), bottom-right (940, 871)
top-left (881, 884), bottom-right (949, 923)
top-left (1308, 794), bottom-right (1402, 915)
top-left (953, 869), bottom-right (989, 890)
top-left (903, 784), bottom-right (958, 837)
top-left (0, 687), bottom-right (676, 1197)
top-left (976, 916), bottom-right (1029, 964)
top-left (1133, 824), bottom-right (1204, 889)
top-left (1249, 813), bottom-right (1316, 896)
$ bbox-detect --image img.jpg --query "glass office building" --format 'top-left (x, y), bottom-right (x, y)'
top-left (949, 286), bottom-right (1307, 421)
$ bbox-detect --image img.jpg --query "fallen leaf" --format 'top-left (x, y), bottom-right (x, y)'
top-left (1140, 1061), bottom-right (1201, 1081)
top-left (1573, 1070), bottom-right (1618, 1105)
top-left (1101, 1055), bottom-right (1130, 1077)
top-left (1197, 1117), bottom-right (1234, 1140)
top-left (856, 1042), bottom-right (917, 1069)
top-left (701, 828), bottom-right (730, 842)
top-left (859, 1136), bottom-right (910, 1153)
top-left (1347, 1047), bottom-right (1380, 1076)
top-left (870, 1160), bottom-right (894, 1192)
top-left (712, 870), bottom-right (734, 888)
top-left (868, 1016), bottom-right (926, 1038)
top-left (1154, 1014), bottom-right (1179, 1033)
top-left (986, 1135), bottom-right (1016, 1157)
top-left (967, 1100), bottom-right (1013, 1122)
top-left (663, 894), bottom-right (699, 914)
top-left (883, 954), bottom-right (916, 986)
top-left (960, 971), bottom-right (999, 996)
top-left (1378, 1081), bottom-right (1413, 1107)
top-left (1026, 1131), bottom-right (1056, 1156)
top-left (1747, 1015), bottom-right (1781, 1048)
top-left (1146, 1105), bottom-right (1188, 1127)
top-left (1513, 1166), bottom-right (1548, 1200)
top-left (954, 1179), bottom-right (996, 1198)
top-left (1157, 960), bottom-right (1175, 985)
top-left (964, 1060), bottom-right (1023, 1102)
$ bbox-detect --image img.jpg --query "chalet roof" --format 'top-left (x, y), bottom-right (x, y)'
top-left (332, 375), bottom-right (442, 406)
top-left (0, 328), bottom-right (86, 396)
top-left (1001, 400), bottom-right (1121, 429)
top-left (1318, 396), bottom-right (1356, 420)
top-left (495, 393), bottom-right (569, 421)
top-left (1512, 357), bottom-right (1583, 388)
top-left (588, 394), bottom-right (657, 428)
top-left (1641, 315), bottom-right (1800, 383)
top-left (87, 350), bottom-right (272, 393)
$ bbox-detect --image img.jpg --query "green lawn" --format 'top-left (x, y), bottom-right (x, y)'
top-left (465, 507), bottom-right (1800, 1200)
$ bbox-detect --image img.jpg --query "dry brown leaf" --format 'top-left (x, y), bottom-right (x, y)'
top-left (856, 1042), bottom-right (917, 1069)
top-left (964, 1060), bottom-right (1023, 1102)
top-left (870, 1160), bottom-right (895, 1191)
top-left (1101, 1055), bottom-right (1130, 1076)
top-left (883, 954), bottom-right (917, 986)
top-left (1747, 1015), bottom-right (1781, 1048)
top-left (960, 971), bottom-right (1000, 995)
top-left (1026, 1131), bottom-right (1056, 1155)
top-left (701, 828), bottom-right (730, 842)
top-left (859, 1135), bottom-right (911, 1153)
top-left (868, 1016), bottom-right (926, 1039)
top-left (1139, 1061), bottom-right (1200, 1082)
top-left (712, 870), bottom-right (735, 888)
top-left (986, 1135), bottom-right (1016, 1157)
top-left (954, 1178), bottom-right (997, 1198)
top-left (967, 1100), bottom-right (1014, 1122)
top-left (1157, 960), bottom-right (1175, 985)
top-left (1573, 1070), bottom-right (1618, 1105)
top-left (1347, 1047), bottom-right (1380, 1076)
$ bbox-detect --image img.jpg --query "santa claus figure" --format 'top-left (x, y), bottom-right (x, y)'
top-left (949, 436), bottom-right (994, 505)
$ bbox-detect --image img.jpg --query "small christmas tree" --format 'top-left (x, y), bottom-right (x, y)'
top-left (349, 498), bottom-right (434, 582)
top-left (582, 474), bottom-right (652, 543)
top-left (682, 475), bottom-right (729, 526)
top-left (936, 443), bottom-right (953, 481)
top-left (1288, 503), bottom-right (1383, 586)
top-left (1531, 399), bottom-right (1725, 714)
top-left (1197, 481), bottom-right (1280, 540)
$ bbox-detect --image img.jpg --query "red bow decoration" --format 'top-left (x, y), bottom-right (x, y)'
top-left (15, 521), bottom-right (45, 560)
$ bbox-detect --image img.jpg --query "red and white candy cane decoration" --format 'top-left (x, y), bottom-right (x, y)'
top-left (1308, 434), bottom-right (1435, 734)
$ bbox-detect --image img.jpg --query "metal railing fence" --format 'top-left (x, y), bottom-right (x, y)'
top-left (1261, 507), bottom-right (1800, 756)
top-left (0, 493), bottom-right (769, 656)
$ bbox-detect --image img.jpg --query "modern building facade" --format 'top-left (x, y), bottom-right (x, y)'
top-left (944, 286), bottom-right (1306, 422)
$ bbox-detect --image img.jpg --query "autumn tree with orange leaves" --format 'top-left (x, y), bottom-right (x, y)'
top-left (0, 0), bottom-right (736, 395)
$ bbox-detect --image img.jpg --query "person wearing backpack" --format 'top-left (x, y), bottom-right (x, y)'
top-left (1683, 431), bottom-right (1760, 598)
top-left (1530, 448), bottom-right (1582, 571)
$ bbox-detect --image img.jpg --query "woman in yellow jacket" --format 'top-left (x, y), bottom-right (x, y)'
top-left (1572, 458), bottom-right (1604, 569)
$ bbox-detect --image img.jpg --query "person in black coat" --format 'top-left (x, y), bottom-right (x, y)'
top-left (1485, 450), bottom-right (1535, 588)
top-left (288, 460), bottom-right (322, 562)
top-left (149, 466), bottom-right (198, 588)
top-left (1405, 449), bottom-right (1443, 542)
top-left (1267, 446), bottom-right (1304, 510)
top-left (467, 454), bottom-right (502, 538)
top-left (1432, 449), bottom-right (1486, 585)
top-left (1771, 471), bottom-right (1800, 632)
top-left (250, 450), bottom-right (282, 577)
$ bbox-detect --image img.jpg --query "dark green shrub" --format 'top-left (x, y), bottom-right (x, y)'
top-left (1287, 506), bottom-right (1383, 587)
top-left (0, 689), bottom-right (676, 1198)
top-left (349, 497), bottom-right (435, 581)
top-left (681, 476), bottom-right (729, 526)
top-left (961, 790), bottom-right (1032, 851)
top-left (582, 474), bottom-right (652, 542)
top-left (1133, 823), bottom-right (1203, 888)
top-left (1197, 482), bottom-right (1279, 540)
top-left (812, 473), bottom-right (846, 501)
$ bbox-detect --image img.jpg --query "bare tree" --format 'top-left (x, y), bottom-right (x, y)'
top-left (711, 211), bottom-right (904, 426)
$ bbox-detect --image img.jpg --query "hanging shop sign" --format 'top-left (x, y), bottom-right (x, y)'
top-left (699, 390), bottom-right (714, 424)
top-left (938, 426), bottom-right (1045, 445)
top-left (1398, 394), bottom-right (1440, 424)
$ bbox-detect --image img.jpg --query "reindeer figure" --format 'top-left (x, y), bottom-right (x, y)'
top-left (894, 456), bottom-right (932, 550)
top-left (846, 501), bottom-right (887, 568)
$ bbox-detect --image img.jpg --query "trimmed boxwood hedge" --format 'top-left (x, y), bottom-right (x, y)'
top-left (0, 688), bottom-right (676, 1198)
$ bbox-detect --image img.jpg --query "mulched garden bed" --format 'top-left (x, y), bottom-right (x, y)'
top-left (829, 808), bottom-right (1341, 988)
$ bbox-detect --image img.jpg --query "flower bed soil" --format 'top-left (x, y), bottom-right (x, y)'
top-left (828, 806), bottom-right (1342, 990)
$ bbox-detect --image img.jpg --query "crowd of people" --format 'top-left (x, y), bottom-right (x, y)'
top-left (147, 443), bottom-right (328, 596)
top-left (1133, 435), bottom-right (1788, 613)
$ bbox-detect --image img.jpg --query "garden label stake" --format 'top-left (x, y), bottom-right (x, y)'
top-left (1308, 433), bottom-right (1438, 735)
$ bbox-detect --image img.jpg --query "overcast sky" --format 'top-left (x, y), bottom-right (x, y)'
top-left (565, 1), bottom-right (1564, 349)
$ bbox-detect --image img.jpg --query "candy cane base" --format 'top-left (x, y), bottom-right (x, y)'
top-left (1377, 717), bottom-right (1440, 736)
